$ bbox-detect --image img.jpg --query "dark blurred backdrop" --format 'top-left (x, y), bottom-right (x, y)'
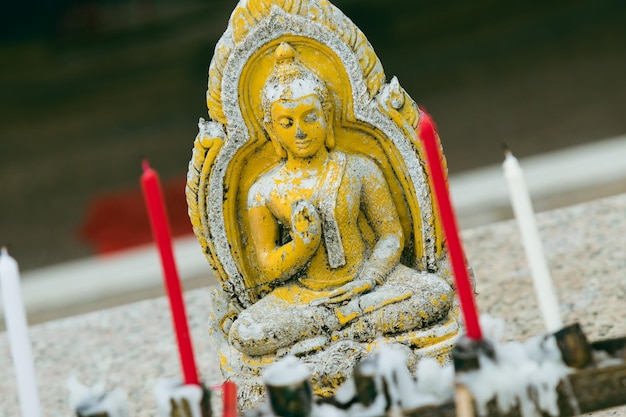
top-left (2, 0), bottom-right (626, 270)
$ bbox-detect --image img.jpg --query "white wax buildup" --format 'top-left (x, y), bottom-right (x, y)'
top-left (154, 378), bottom-right (204, 417)
top-left (263, 355), bottom-right (311, 386)
top-left (345, 392), bottom-right (387, 417)
top-left (310, 403), bottom-right (348, 417)
top-left (333, 316), bottom-right (572, 417)
top-left (333, 375), bottom-right (356, 405)
top-left (67, 376), bottom-right (129, 417)
top-left (414, 357), bottom-right (454, 405)
top-left (337, 344), bottom-right (455, 414)
top-left (255, 317), bottom-right (576, 417)
top-left (376, 345), bottom-right (420, 409)
top-left (348, 344), bottom-right (450, 415)
top-left (458, 334), bottom-right (572, 417)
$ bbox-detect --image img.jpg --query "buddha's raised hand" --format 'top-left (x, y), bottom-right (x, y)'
top-left (290, 200), bottom-right (321, 246)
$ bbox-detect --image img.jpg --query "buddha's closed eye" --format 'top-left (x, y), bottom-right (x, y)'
top-left (304, 112), bottom-right (319, 123)
top-left (278, 117), bottom-right (293, 128)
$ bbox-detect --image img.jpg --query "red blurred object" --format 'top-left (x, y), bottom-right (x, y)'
top-left (79, 174), bottom-right (192, 254)
top-left (417, 111), bottom-right (483, 341)
top-left (222, 381), bottom-right (237, 417)
top-left (141, 160), bottom-right (200, 386)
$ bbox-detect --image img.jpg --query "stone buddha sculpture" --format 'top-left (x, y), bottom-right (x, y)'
top-left (230, 43), bottom-right (452, 358)
top-left (186, 0), bottom-right (462, 409)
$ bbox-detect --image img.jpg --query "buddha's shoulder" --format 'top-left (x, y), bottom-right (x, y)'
top-left (248, 164), bottom-right (283, 207)
top-left (343, 152), bottom-right (383, 176)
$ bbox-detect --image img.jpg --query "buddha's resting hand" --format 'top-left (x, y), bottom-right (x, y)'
top-left (310, 278), bottom-right (376, 306)
top-left (291, 200), bottom-right (321, 245)
top-left (359, 263), bottom-right (387, 286)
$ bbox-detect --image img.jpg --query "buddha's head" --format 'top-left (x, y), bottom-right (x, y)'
top-left (261, 43), bottom-right (335, 159)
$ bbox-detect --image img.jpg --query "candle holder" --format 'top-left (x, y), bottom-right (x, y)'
top-left (452, 336), bottom-right (495, 373)
top-left (553, 322), bottom-right (593, 369)
top-left (154, 379), bottom-right (212, 417)
top-left (266, 379), bottom-right (313, 417)
top-left (262, 356), bottom-right (314, 417)
top-left (353, 356), bottom-right (379, 408)
top-left (450, 336), bottom-right (494, 417)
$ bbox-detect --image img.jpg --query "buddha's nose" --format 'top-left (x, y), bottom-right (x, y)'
top-left (295, 127), bottom-right (307, 139)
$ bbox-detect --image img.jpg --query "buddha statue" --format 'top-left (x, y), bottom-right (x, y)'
top-left (228, 43), bottom-right (452, 357)
top-left (186, 0), bottom-right (462, 409)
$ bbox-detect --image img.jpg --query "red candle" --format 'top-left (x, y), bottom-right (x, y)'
top-left (141, 160), bottom-right (200, 385)
top-left (417, 112), bottom-right (483, 340)
top-left (222, 381), bottom-right (237, 417)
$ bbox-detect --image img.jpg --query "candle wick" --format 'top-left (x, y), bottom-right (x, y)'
top-left (501, 143), bottom-right (511, 155)
top-left (142, 159), bottom-right (151, 173)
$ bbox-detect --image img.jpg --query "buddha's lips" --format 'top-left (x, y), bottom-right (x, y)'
top-left (295, 139), bottom-right (311, 148)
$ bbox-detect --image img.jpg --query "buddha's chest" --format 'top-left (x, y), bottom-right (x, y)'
top-left (267, 172), bottom-right (361, 226)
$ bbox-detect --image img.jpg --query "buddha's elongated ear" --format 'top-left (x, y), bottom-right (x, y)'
top-left (325, 123), bottom-right (336, 149)
top-left (265, 120), bottom-right (288, 159)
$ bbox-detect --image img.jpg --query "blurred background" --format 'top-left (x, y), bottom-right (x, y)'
top-left (1, 0), bottom-right (626, 323)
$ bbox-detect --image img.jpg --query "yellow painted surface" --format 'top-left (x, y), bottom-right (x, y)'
top-left (239, 42), bottom-right (408, 299)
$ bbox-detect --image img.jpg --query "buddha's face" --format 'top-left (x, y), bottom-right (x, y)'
top-left (269, 94), bottom-right (328, 159)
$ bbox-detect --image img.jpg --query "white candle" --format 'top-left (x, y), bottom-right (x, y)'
top-left (503, 151), bottom-right (564, 333)
top-left (0, 247), bottom-right (42, 417)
